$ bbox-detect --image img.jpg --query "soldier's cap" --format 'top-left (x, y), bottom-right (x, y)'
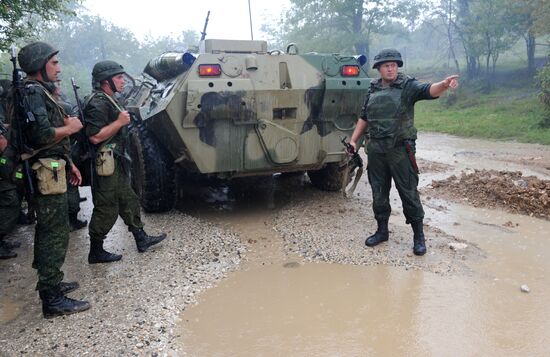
top-left (372, 48), bottom-right (403, 69)
top-left (18, 42), bottom-right (59, 74)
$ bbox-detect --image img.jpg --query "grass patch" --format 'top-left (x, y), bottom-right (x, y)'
top-left (416, 88), bottom-right (550, 145)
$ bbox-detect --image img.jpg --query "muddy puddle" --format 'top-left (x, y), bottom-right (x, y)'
top-left (176, 132), bottom-right (550, 356)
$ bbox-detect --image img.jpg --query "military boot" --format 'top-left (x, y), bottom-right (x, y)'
top-left (39, 288), bottom-right (90, 319)
top-left (365, 219), bottom-right (389, 247)
top-left (411, 221), bottom-right (427, 256)
top-left (88, 239), bottom-right (122, 264)
top-left (0, 243), bottom-right (17, 259)
top-left (59, 281), bottom-right (80, 295)
top-left (132, 229), bottom-right (166, 253)
top-left (69, 213), bottom-right (88, 232)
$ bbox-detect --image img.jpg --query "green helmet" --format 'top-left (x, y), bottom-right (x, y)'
top-left (92, 60), bottom-right (125, 82)
top-left (18, 42), bottom-right (59, 74)
top-left (372, 48), bottom-right (403, 69)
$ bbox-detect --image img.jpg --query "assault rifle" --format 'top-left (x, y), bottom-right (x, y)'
top-left (10, 44), bottom-right (35, 197)
top-left (340, 136), bottom-right (364, 197)
top-left (71, 77), bottom-right (95, 187)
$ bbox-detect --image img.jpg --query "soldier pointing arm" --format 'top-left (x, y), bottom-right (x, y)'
top-left (350, 48), bottom-right (459, 256)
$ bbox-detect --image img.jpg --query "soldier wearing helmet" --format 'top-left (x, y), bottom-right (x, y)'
top-left (83, 60), bottom-right (166, 264)
top-left (15, 42), bottom-right (90, 317)
top-left (350, 48), bottom-right (459, 256)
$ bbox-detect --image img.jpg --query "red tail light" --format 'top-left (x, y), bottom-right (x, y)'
top-left (198, 64), bottom-right (222, 76)
top-left (341, 65), bottom-right (360, 77)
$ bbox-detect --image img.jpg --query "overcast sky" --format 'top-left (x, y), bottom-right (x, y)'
top-left (84, 0), bottom-right (290, 41)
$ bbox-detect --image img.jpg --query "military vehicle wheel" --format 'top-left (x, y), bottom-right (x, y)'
top-left (307, 163), bottom-right (344, 191)
top-left (129, 124), bottom-right (175, 212)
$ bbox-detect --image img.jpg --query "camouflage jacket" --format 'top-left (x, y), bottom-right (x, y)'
top-left (22, 80), bottom-right (71, 162)
top-left (360, 73), bottom-right (436, 152)
top-left (83, 90), bottom-right (128, 156)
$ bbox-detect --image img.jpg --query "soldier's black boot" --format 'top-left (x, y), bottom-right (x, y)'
top-left (365, 219), bottom-right (389, 247)
top-left (59, 281), bottom-right (80, 295)
top-left (411, 221), bottom-right (427, 256)
top-left (0, 242), bottom-right (17, 259)
top-left (88, 239), bottom-right (122, 264)
top-left (39, 288), bottom-right (90, 319)
top-left (132, 229), bottom-right (166, 253)
top-left (69, 214), bottom-right (88, 232)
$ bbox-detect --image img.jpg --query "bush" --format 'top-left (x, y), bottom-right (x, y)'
top-left (535, 59), bottom-right (550, 128)
top-left (537, 60), bottom-right (550, 106)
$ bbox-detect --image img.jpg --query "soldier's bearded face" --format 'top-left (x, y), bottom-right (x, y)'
top-left (45, 55), bottom-right (61, 82)
top-left (378, 61), bottom-right (398, 83)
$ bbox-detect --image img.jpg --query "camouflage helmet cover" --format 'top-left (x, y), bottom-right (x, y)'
top-left (18, 42), bottom-right (59, 74)
top-left (372, 48), bottom-right (403, 69)
top-left (92, 60), bottom-right (125, 82)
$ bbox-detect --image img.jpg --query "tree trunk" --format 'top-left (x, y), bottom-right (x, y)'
top-left (352, 3), bottom-right (368, 59)
top-left (526, 33), bottom-right (536, 75)
top-left (466, 55), bottom-right (478, 79)
top-left (446, 0), bottom-right (460, 73)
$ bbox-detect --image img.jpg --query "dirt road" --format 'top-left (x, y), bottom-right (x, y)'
top-left (1, 132), bottom-right (549, 356)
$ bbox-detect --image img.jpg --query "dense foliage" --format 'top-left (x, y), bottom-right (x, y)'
top-left (0, 0), bottom-right (76, 50)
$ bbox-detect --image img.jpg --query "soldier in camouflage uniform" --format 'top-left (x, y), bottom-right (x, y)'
top-left (84, 60), bottom-right (166, 264)
top-left (16, 42), bottom-right (90, 317)
top-left (0, 80), bottom-right (20, 259)
top-left (350, 48), bottom-right (458, 256)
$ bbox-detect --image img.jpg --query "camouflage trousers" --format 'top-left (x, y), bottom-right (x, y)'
top-left (32, 191), bottom-right (70, 293)
top-left (0, 182), bottom-right (20, 238)
top-left (367, 143), bottom-right (424, 224)
top-left (88, 163), bottom-right (143, 242)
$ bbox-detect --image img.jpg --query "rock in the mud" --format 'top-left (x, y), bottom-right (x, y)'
top-left (520, 285), bottom-right (530, 293)
top-left (448, 242), bottom-right (468, 251)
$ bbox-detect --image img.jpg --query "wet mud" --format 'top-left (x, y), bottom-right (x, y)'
top-left (177, 132), bottom-right (550, 356)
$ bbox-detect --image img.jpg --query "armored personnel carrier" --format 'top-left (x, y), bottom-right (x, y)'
top-left (124, 39), bottom-right (370, 212)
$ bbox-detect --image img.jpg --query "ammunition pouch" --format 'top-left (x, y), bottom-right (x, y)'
top-left (31, 158), bottom-right (67, 195)
top-left (96, 143), bottom-right (116, 177)
top-left (0, 145), bottom-right (24, 185)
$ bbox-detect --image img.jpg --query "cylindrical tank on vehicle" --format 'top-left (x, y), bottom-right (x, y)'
top-left (143, 52), bottom-right (196, 82)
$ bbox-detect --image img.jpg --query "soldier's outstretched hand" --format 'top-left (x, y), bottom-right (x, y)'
top-left (445, 75), bottom-right (459, 89)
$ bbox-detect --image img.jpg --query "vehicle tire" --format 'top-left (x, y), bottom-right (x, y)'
top-left (307, 163), bottom-right (344, 191)
top-left (129, 124), bottom-right (175, 212)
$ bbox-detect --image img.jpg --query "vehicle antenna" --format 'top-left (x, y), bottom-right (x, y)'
top-left (200, 11), bottom-right (210, 41)
top-left (248, 0), bottom-right (254, 40)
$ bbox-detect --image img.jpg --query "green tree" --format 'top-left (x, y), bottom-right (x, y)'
top-left (469, 0), bottom-right (518, 77)
top-left (269, 0), bottom-right (425, 58)
top-left (0, 0), bottom-right (77, 50)
top-left (506, 0), bottom-right (550, 75)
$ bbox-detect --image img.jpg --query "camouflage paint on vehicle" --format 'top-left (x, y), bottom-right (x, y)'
top-left (124, 39), bottom-right (371, 211)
